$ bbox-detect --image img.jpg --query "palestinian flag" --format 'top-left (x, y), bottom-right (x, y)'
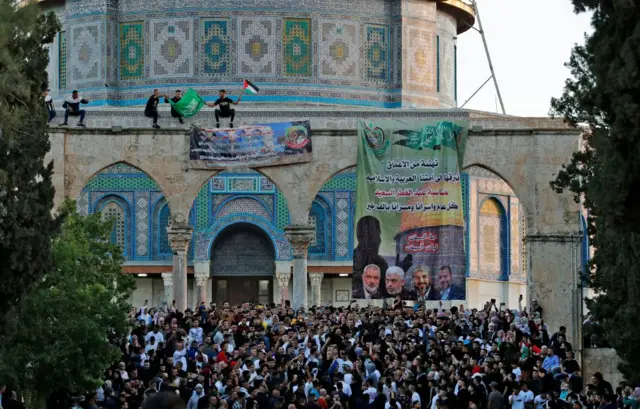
top-left (242, 79), bottom-right (259, 94)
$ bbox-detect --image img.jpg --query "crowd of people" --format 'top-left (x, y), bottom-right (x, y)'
top-left (2, 298), bottom-right (634, 409)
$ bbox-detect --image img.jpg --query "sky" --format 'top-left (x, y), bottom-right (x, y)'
top-left (456, 0), bottom-right (593, 117)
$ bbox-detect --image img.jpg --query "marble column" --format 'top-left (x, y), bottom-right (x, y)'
top-left (526, 233), bottom-right (582, 348)
top-left (161, 272), bottom-right (173, 308)
top-left (309, 272), bottom-right (324, 307)
top-left (284, 225), bottom-right (315, 311)
top-left (194, 261), bottom-right (211, 307)
top-left (276, 271), bottom-right (292, 306)
top-left (167, 223), bottom-right (193, 313)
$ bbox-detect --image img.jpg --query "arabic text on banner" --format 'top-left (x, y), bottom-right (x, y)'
top-left (352, 119), bottom-right (468, 302)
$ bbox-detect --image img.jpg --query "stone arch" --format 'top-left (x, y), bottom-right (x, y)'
top-left (464, 165), bottom-right (527, 280)
top-left (94, 194), bottom-right (133, 258)
top-left (78, 162), bottom-right (166, 261)
top-left (193, 213), bottom-right (289, 262)
top-left (68, 160), bottom-right (170, 205)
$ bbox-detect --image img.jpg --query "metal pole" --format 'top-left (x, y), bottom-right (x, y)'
top-left (460, 76), bottom-right (492, 109)
top-left (471, 0), bottom-right (506, 115)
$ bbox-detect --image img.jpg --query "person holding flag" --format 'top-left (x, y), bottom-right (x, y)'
top-left (144, 88), bottom-right (170, 129)
top-left (205, 89), bottom-right (242, 128)
top-left (167, 80), bottom-right (259, 127)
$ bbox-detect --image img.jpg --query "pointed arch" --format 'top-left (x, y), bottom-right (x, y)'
top-left (78, 162), bottom-right (165, 261)
top-left (308, 195), bottom-right (332, 260)
top-left (478, 196), bottom-right (509, 281)
top-left (95, 194), bottom-right (132, 258)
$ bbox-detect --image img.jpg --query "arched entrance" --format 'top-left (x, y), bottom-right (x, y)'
top-left (211, 223), bottom-right (275, 305)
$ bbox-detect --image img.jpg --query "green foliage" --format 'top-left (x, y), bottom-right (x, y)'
top-left (550, 1), bottom-right (640, 383)
top-left (0, 0), bottom-right (62, 317)
top-left (0, 200), bottom-right (135, 401)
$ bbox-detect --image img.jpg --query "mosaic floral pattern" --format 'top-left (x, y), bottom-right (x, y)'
top-left (135, 192), bottom-right (149, 256)
top-left (238, 18), bottom-right (277, 76)
top-left (283, 18), bottom-right (312, 77)
top-left (319, 20), bottom-right (359, 79)
top-left (216, 197), bottom-right (271, 222)
top-left (120, 21), bottom-right (145, 80)
top-left (58, 31), bottom-right (67, 90)
top-left (70, 22), bottom-right (102, 84)
top-left (150, 19), bottom-right (193, 78)
top-left (201, 19), bottom-right (230, 76)
top-left (407, 25), bottom-right (434, 88)
top-left (363, 24), bottom-right (389, 82)
top-left (335, 192), bottom-right (350, 259)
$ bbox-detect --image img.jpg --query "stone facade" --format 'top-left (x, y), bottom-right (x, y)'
top-left (42, 0), bottom-right (472, 108)
top-left (46, 109), bottom-right (583, 346)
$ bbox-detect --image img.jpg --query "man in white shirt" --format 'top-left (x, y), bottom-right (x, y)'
top-left (534, 392), bottom-right (549, 409)
top-left (512, 362), bottom-right (523, 382)
top-left (188, 320), bottom-right (204, 346)
top-left (362, 379), bottom-right (377, 404)
top-left (145, 326), bottom-right (165, 345)
top-left (509, 382), bottom-right (534, 409)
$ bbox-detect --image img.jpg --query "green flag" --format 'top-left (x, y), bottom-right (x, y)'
top-left (169, 88), bottom-right (205, 118)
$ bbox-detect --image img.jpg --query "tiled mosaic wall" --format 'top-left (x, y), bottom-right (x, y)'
top-left (49, 0), bottom-right (460, 107)
top-left (77, 164), bottom-right (360, 264)
top-left (77, 163), bottom-right (528, 285)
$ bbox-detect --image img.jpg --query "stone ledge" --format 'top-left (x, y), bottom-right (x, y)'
top-left (524, 233), bottom-right (583, 243)
top-left (48, 126), bottom-right (581, 137)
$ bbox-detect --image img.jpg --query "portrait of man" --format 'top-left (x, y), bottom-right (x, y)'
top-left (437, 265), bottom-right (465, 300)
top-left (352, 264), bottom-right (382, 299)
top-left (409, 265), bottom-right (440, 301)
top-left (353, 216), bottom-right (389, 276)
top-left (384, 266), bottom-right (414, 299)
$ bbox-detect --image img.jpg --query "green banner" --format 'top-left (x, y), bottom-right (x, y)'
top-left (169, 88), bottom-right (205, 118)
top-left (352, 119), bottom-right (468, 302)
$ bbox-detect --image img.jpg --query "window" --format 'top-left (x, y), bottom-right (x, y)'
top-left (436, 35), bottom-right (440, 93)
top-left (454, 45), bottom-right (458, 101)
top-left (102, 202), bottom-right (125, 248)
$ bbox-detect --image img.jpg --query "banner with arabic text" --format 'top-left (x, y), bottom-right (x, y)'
top-left (352, 119), bottom-right (468, 301)
top-left (189, 121), bottom-right (312, 168)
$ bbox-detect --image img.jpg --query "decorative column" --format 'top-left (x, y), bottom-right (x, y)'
top-left (276, 271), bottom-right (292, 306)
top-left (161, 272), bottom-right (173, 308)
top-left (309, 272), bottom-right (324, 307)
top-left (284, 225), bottom-right (315, 311)
top-left (167, 222), bottom-right (193, 313)
top-left (194, 261), bottom-right (211, 307)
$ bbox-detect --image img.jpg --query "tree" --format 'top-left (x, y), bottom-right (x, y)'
top-left (0, 0), bottom-right (62, 317)
top-left (550, 1), bottom-right (640, 382)
top-left (0, 201), bottom-right (135, 407)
